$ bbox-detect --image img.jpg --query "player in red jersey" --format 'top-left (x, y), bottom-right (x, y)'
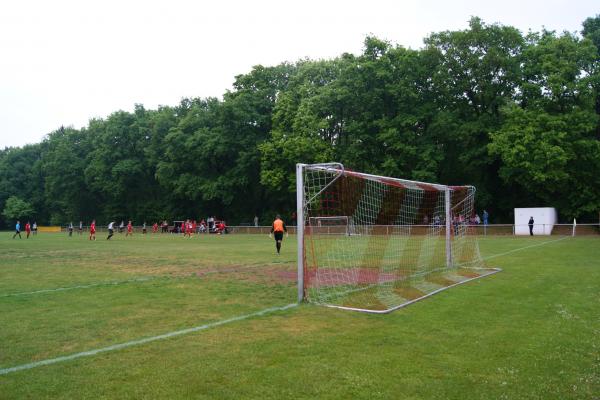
top-left (25, 222), bottom-right (31, 238)
top-left (183, 219), bottom-right (191, 238)
top-left (126, 220), bottom-right (133, 237)
top-left (152, 222), bottom-right (158, 233)
top-left (89, 220), bottom-right (96, 241)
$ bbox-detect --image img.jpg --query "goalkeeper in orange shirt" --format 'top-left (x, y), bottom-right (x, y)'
top-left (269, 214), bottom-right (288, 254)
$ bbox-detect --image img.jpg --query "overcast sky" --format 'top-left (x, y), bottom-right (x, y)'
top-left (0, 0), bottom-right (597, 148)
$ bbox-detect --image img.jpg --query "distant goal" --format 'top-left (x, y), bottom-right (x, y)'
top-left (296, 162), bottom-right (500, 313)
top-left (308, 216), bottom-right (358, 236)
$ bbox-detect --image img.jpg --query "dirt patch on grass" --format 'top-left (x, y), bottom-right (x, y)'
top-left (394, 286), bottom-right (426, 300)
top-left (426, 275), bottom-right (457, 286)
top-left (193, 264), bottom-right (297, 286)
top-left (456, 269), bottom-right (483, 278)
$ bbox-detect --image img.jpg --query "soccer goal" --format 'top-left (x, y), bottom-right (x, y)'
top-left (296, 162), bottom-right (500, 313)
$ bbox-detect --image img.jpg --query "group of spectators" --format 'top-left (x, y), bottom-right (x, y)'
top-left (420, 210), bottom-right (490, 228)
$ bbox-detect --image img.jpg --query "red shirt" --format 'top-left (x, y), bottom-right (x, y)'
top-left (127, 223), bottom-right (132, 232)
top-left (90, 223), bottom-right (96, 233)
top-left (25, 223), bottom-right (31, 232)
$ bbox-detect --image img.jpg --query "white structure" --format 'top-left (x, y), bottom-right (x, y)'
top-left (514, 207), bottom-right (557, 235)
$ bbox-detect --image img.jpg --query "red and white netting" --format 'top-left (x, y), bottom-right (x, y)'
top-left (300, 163), bottom-right (493, 313)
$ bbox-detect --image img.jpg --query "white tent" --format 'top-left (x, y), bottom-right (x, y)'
top-left (514, 207), bottom-right (557, 235)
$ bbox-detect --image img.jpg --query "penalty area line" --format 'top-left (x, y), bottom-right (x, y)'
top-left (0, 277), bottom-right (160, 298)
top-left (0, 303), bottom-right (298, 376)
top-left (481, 236), bottom-right (570, 262)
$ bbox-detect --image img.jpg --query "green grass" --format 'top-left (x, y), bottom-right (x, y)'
top-left (0, 232), bottom-right (598, 399)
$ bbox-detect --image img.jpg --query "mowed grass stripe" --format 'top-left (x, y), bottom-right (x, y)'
top-left (0, 270), bottom-right (295, 367)
top-left (0, 234), bottom-right (598, 398)
top-left (0, 303), bottom-right (298, 376)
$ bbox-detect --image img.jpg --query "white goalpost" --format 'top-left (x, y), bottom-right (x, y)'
top-left (296, 162), bottom-right (500, 313)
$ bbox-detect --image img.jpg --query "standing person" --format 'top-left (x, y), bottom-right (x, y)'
top-left (25, 221), bottom-right (31, 238)
top-left (142, 222), bottom-right (147, 234)
top-left (89, 220), bottom-right (96, 241)
top-left (183, 219), bottom-right (191, 238)
top-left (119, 220), bottom-right (125, 233)
top-left (269, 214), bottom-right (288, 255)
top-left (12, 220), bottom-right (21, 239)
top-left (452, 215), bottom-right (459, 236)
top-left (482, 210), bottom-right (489, 236)
top-left (152, 222), bottom-right (158, 234)
top-left (126, 221), bottom-right (133, 237)
top-left (32, 221), bottom-right (37, 235)
top-left (107, 221), bottom-right (115, 240)
top-left (254, 215), bottom-right (259, 227)
top-left (78, 221), bottom-right (83, 235)
top-left (68, 222), bottom-right (74, 237)
top-left (528, 216), bottom-right (535, 236)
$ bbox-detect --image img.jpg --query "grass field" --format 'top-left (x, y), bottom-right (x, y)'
top-left (0, 232), bottom-right (598, 399)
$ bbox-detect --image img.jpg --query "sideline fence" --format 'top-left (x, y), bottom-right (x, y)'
top-left (45, 223), bottom-right (600, 236)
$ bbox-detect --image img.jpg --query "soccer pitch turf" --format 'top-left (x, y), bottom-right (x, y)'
top-left (0, 233), bottom-right (598, 399)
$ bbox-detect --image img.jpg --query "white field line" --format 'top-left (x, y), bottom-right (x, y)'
top-left (0, 263), bottom-right (286, 298)
top-left (0, 277), bottom-right (158, 298)
top-left (0, 303), bottom-right (298, 376)
top-left (480, 236), bottom-right (569, 262)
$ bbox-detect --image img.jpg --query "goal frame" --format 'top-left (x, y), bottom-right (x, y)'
top-left (296, 162), bottom-right (500, 311)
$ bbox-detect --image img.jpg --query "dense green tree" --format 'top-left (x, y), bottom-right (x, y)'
top-left (0, 144), bottom-right (44, 226)
top-left (423, 17), bottom-right (525, 215)
top-left (582, 15), bottom-right (600, 139)
top-left (490, 30), bottom-right (600, 219)
top-left (2, 196), bottom-right (34, 223)
top-left (1, 16), bottom-right (599, 225)
top-left (41, 127), bottom-right (96, 224)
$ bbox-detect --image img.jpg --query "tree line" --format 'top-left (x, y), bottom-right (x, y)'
top-left (1, 17), bottom-right (599, 227)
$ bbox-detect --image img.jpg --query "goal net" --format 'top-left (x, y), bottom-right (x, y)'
top-left (296, 163), bottom-right (500, 313)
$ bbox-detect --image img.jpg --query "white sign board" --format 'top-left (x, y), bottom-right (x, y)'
top-left (514, 207), bottom-right (557, 235)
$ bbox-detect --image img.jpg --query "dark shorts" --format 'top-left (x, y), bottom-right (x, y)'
top-left (274, 232), bottom-right (284, 241)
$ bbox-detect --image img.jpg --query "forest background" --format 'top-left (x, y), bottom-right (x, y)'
top-left (1, 16), bottom-right (599, 227)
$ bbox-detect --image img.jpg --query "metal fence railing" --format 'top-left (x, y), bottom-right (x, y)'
top-left (38, 223), bottom-right (600, 236)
